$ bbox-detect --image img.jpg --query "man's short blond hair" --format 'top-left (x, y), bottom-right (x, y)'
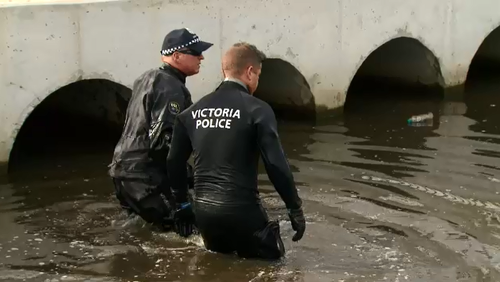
top-left (222, 42), bottom-right (267, 76)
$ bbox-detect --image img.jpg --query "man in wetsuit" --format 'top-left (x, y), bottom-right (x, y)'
top-left (108, 28), bottom-right (213, 232)
top-left (166, 42), bottom-right (306, 259)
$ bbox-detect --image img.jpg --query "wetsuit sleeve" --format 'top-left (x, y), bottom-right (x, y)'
top-left (255, 103), bottom-right (303, 210)
top-left (166, 117), bottom-right (193, 204)
top-left (148, 78), bottom-right (187, 153)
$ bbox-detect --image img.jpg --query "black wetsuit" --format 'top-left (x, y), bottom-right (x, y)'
top-left (167, 80), bottom-right (303, 259)
top-left (108, 64), bottom-right (193, 228)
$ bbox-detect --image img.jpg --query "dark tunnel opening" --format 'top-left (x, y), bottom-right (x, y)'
top-left (253, 58), bottom-right (316, 123)
top-left (342, 37), bottom-right (445, 150)
top-left (8, 79), bottom-right (131, 178)
top-left (346, 37), bottom-right (445, 105)
top-left (467, 26), bottom-right (500, 81)
top-left (464, 26), bottom-right (500, 140)
top-left (252, 58), bottom-right (317, 176)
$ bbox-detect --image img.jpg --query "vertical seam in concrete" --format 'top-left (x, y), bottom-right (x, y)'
top-left (218, 5), bottom-right (223, 70)
top-left (337, 0), bottom-right (344, 84)
top-left (451, 0), bottom-right (458, 82)
top-left (449, 0), bottom-right (454, 60)
top-left (338, 0), bottom-right (343, 54)
top-left (443, 0), bottom-right (453, 84)
top-left (450, 0), bottom-right (456, 82)
top-left (76, 4), bottom-right (82, 77)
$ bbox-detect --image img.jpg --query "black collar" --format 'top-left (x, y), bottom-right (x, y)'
top-left (159, 63), bottom-right (187, 84)
top-left (216, 80), bottom-right (250, 94)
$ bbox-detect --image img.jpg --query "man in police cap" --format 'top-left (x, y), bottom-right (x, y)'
top-left (167, 42), bottom-right (306, 259)
top-left (108, 28), bottom-right (213, 232)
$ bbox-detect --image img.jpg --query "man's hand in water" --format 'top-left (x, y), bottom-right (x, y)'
top-left (288, 207), bottom-right (306, 241)
top-left (174, 202), bottom-right (196, 237)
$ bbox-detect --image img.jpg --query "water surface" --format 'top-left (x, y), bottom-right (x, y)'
top-left (1, 78), bottom-right (500, 282)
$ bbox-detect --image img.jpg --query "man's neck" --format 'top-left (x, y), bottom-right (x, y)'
top-left (160, 62), bottom-right (187, 84)
top-left (224, 77), bottom-right (248, 92)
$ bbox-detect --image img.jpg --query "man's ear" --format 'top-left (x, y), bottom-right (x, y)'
top-left (171, 52), bottom-right (181, 62)
top-left (246, 65), bottom-right (254, 78)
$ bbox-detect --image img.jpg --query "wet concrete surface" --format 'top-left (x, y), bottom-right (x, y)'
top-left (2, 77), bottom-right (500, 282)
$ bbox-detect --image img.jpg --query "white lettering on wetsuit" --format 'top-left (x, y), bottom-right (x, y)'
top-left (191, 108), bottom-right (241, 129)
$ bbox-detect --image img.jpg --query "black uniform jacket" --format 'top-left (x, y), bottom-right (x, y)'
top-left (109, 64), bottom-right (193, 185)
top-left (166, 80), bottom-right (302, 210)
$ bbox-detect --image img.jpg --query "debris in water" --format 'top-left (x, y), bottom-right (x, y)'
top-left (488, 177), bottom-right (500, 183)
top-left (407, 112), bottom-right (433, 126)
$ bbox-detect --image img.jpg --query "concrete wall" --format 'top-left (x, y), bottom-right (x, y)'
top-left (1, 0), bottom-right (500, 166)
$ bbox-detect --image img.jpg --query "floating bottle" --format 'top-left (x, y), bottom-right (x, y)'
top-left (407, 112), bottom-right (434, 124)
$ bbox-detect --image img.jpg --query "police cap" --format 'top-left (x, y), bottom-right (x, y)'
top-left (161, 28), bottom-right (213, 56)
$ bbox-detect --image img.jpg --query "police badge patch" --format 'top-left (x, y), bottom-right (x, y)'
top-left (168, 101), bottom-right (181, 114)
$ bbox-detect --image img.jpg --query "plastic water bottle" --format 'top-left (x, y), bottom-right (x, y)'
top-left (407, 112), bottom-right (434, 124)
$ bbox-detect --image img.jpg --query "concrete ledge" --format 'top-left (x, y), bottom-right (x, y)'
top-left (0, 0), bottom-right (119, 7)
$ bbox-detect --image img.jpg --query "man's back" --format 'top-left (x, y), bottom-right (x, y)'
top-left (109, 65), bottom-right (191, 182)
top-left (178, 81), bottom-right (262, 205)
top-left (175, 80), bottom-right (301, 209)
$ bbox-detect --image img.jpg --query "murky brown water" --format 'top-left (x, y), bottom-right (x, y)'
top-left (1, 77), bottom-right (500, 282)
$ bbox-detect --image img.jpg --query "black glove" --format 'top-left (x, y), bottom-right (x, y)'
top-left (288, 207), bottom-right (306, 242)
top-left (173, 202), bottom-right (196, 238)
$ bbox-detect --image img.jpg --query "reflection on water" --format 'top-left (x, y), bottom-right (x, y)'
top-left (1, 78), bottom-right (500, 281)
